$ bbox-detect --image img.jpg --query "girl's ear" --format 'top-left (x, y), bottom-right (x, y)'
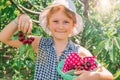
top-left (72, 23), bottom-right (75, 28)
top-left (47, 25), bottom-right (50, 30)
top-left (47, 22), bottom-right (50, 30)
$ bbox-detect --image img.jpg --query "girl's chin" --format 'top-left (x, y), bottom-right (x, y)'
top-left (53, 35), bottom-right (68, 40)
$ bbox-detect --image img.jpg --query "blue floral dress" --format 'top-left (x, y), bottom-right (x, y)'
top-left (34, 37), bottom-right (80, 80)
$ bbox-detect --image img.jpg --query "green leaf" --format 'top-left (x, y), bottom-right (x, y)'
top-left (29, 51), bottom-right (35, 62)
top-left (94, 40), bottom-right (105, 55)
top-left (25, 44), bottom-right (35, 62)
top-left (19, 44), bottom-right (26, 57)
top-left (105, 39), bottom-right (111, 51)
top-left (114, 37), bottom-right (120, 49)
top-left (108, 41), bottom-right (115, 62)
top-left (114, 69), bottom-right (120, 79)
top-left (16, 59), bottom-right (21, 70)
top-left (28, 45), bottom-right (35, 61)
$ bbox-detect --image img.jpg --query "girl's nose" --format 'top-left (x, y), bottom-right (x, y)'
top-left (58, 22), bottom-right (64, 29)
top-left (59, 26), bottom-right (64, 29)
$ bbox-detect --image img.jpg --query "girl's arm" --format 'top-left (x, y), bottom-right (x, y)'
top-left (0, 18), bottom-right (21, 48)
top-left (0, 14), bottom-right (40, 53)
top-left (74, 46), bottom-right (114, 80)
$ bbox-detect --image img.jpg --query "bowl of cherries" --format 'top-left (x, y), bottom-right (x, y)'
top-left (57, 52), bottom-right (99, 80)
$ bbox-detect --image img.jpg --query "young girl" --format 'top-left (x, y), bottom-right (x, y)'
top-left (0, 0), bottom-right (113, 80)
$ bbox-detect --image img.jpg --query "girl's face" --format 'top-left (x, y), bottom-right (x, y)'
top-left (48, 11), bottom-right (74, 40)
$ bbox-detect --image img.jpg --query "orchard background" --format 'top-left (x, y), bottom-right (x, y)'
top-left (0, 0), bottom-right (120, 80)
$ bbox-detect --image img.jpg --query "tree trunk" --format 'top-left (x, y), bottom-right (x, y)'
top-left (83, 0), bottom-right (89, 19)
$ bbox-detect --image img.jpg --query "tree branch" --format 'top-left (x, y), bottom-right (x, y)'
top-left (32, 20), bottom-right (40, 25)
top-left (77, 0), bottom-right (84, 6)
top-left (19, 5), bottom-right (40, 15)
top-left (9, 0), bottom-right (25, 14)
top-left (9, 0), bottom-right (40, 24)
top-left (77, 0), bottom-right (89, 19)
top-left (28, 1), bottom-right (41, 11)
top-left (83, 0), bottom-right (89, 19)
top-left (79, 0), bottom-right (84, 3)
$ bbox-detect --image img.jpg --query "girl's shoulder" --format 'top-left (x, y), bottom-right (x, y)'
top-left (69, 40), bottom-right (81, 49)
top-left (78, 46), bottom-right (93, 56)
top-left (69, 41), bottom-right (92, 56)
top-left (32, 36), bottom-right (52, 53)
top-left (39, 37), bottom-right (53, 46)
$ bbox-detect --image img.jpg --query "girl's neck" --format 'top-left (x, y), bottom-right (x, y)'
top-left (53, 37), bottom-right (69, 55)
top-left (53, 37), bottom-right (68, 46)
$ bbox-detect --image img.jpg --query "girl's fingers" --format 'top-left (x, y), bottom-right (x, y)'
top-left (73, 71), bottom-right (88, 80)
top-left (23, 21), bottom-right (29, 34)
top-left (18, 17), bottom-right (22, 31)
top-left (22, 17), bottom-right (28, 33)
top-left (21, 21), bottom-right (26, 33)
top-left (17, 14), bottom-right (32, 34)
top-left (73, 76), bottom-right (81, 80)
top-left (18, 14), bottom-right (24, 31)
top-left (27, 20), bottom-right (32, 34)
top-left (74, 70), bottom-right (85, 75)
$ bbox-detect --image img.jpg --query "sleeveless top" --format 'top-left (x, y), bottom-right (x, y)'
top-left (34, 37), bottom-right (80, 80)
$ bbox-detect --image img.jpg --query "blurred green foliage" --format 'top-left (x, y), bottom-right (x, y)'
top-left (0, 0), bottom-right (120, 80)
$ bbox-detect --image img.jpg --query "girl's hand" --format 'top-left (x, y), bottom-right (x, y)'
top-left (17, 14), bottom-right (32, 34)
top-left (73, 70), bottom-right (100, 80)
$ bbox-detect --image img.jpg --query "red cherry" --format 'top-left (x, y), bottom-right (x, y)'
top-left (19, 36), bottom-right (24, 41)
top-left (86, 62), bottom-right (91, 67)
top-left (84, 65), bottom-right (89, 71)
top-left (29, 37), bottom-right (35, 41)
top-left (27, 39), bottom-right (33, 44)
top-left (18, 33), bottom-right (24, 37)
top-left (79, 66), bottom-right (84, 70)
top-left (22, 39), bottom-right (28, 44)
top-left (17, 32), bottom-right (35, 45)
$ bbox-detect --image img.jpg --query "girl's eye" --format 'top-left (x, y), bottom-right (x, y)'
top-left (64, 20), bottom-right (69, 23)
top-left (53, 20), bottom-right (58, 23)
